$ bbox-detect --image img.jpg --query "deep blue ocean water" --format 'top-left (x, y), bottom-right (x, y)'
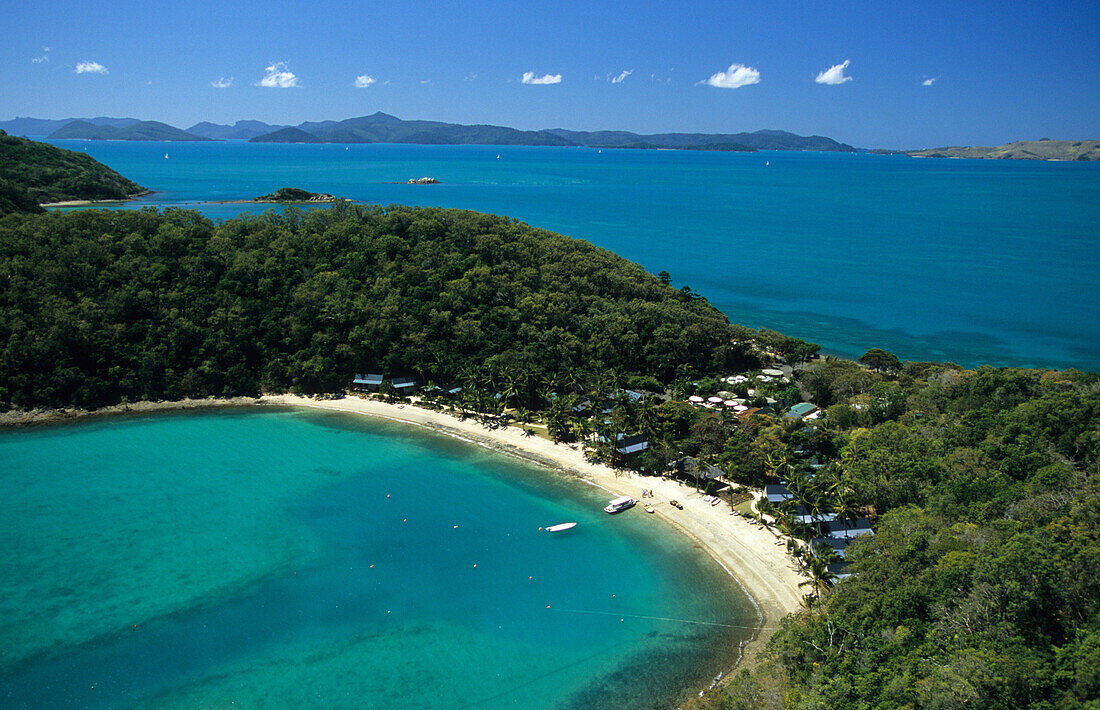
top-left (0, 409), bottom-right (754, 708)
top-left (42, 139), bottom-right (1100, 371)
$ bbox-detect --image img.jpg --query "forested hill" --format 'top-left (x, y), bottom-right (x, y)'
top-left (0, 131), bottom-right (146, 215)
top-left (0, 204), bottom-right (740, 410)
top-left (48, 120), bottom-right (213, 142)
top-left (717, 361), bottom-right (1100, 709)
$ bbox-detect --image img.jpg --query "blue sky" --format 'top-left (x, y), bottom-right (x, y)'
top-left (5, 0), bottom-right (1098, 148)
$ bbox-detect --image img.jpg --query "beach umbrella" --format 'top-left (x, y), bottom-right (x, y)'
top-left (688, 395), bottom-right (705, 403)
top-left (723, 400), bottom-right (737, 407)
top-left (708, 396), bottom-right (724, 403)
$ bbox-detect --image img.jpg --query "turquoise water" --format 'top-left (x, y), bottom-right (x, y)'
top-left (41, 139), bottom-right (1100, 371)
top-left (0, 409), bottom-right (754, 708)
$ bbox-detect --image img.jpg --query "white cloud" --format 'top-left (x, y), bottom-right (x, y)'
top-left (922, 77), bottom-right (937, 86)
top-left (354, 74), bottom-right (376, 88)
top-left (701, 63), bottom-right (760, 89)
top-left (420, 79), bottom-right (432, 84)
top-left (611, 69), bottom-right (633, 84)
top-left (815, 60), bottom-right (852, 85)
top-left (521, 71), bottom-right (562, 85)
top-left (32, 47), bottom-right (49, 63)
top-left (211, 76), bottom-right (233, 88)
top-left (74, 60), bottom-right (108, 75)
top-left (257, 62), bottom-right (299, 88)
top-left (464, 73), bottom-right (478, 81)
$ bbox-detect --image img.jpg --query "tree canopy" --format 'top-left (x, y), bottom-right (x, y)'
top-left (0, 204), bottom-right (744, 410)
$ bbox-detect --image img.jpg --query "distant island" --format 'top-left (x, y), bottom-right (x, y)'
top-left (48, 120), bottom-right (213, 142)
top-left (248, 127), bottom-right (322, 144)
top-left (2, 112), bottom-right (856, 152)
top-left (0, 130), bottom-right (147, 214)
top-left (594, 141), bottom-right (756, 152)
top-left (869, 139), bottom-right (1100, 161)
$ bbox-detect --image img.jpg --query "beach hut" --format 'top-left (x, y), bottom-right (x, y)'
top-left (817, 518), bottom-right (874, 539)
top-left (391, 376), bottom-right (420, 394)
top-left (353, 373), bottom-right (384, 392)
top-left (811, 536), bottom-right (852, 559)
top-left (765, 483), bottom-right (793, 503)
top-left (787, 402), bottom-right (820, 420)
top-left (673, 456), bottom-right (724, 486)
top-left (614, 433), bottom-right (649, 457)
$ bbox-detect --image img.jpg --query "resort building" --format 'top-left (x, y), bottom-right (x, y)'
top-left (353, 373), bottom-right (384, 391)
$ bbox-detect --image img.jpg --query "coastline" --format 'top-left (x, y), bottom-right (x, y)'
top-left (39, 189), bottom-right (154, 208)
top-left (0, 393), bottom-right (805, 686)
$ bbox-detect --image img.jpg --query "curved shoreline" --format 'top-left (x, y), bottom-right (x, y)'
top-left (260, 395), bottom-right (806, 671)
top-left (0, 394), bottom-right (806, 687)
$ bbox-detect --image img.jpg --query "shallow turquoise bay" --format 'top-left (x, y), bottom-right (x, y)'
top-left (0, 409), bottom-right (753, 708)
top-left (42, 140), bottom-right (1100, 370)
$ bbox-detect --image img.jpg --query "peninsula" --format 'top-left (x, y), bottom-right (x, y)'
top-left (0, 130), bottom-right (147, 213)
top-left (898, 138), bottom-right (1100, 161)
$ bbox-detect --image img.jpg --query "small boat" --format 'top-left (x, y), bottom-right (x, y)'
top-left (604, 496), bottom-right (636, 514)
top-left (702, 495), bottom-right (715, 503)
top-left (711, 498), bottom-right (721, 506)
top-left (164, 153), bottom-right (169, 159)
top-left (643, 504), bottom-right (655, 514)
top-left (670, 500), bottom-right (683, 510)
top-left (546, 522), bottom-right (577, 532)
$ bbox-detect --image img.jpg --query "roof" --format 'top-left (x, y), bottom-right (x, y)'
top-left (811, 537), bottom-right (852, 558)
top-left (765, 483), bottom-right (792, 502)
top-left (354, 373), bottom-right (384, 385)
top-left (673, 456), bottom-right (724, 480)
top-left (615, 433), bottom-right (649, 455)
top-left (392, 376), bottom-right (419, 388)
top-left (788, 402), bottom-right (819, 417)
top-left (818, 518), bottom-right (873, 539)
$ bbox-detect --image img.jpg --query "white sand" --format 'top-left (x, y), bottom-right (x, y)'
top-left (1, 392), bottom-right (806, 672)
top-left (261, 394), bottom-right (806, 667)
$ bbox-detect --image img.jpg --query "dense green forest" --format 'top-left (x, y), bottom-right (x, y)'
top-left (710, 361), bottom-right (1100, 710)
top-left (0, 204), bottom-right (751, 410)
top-left (0, 130), bottom-right (146, 213)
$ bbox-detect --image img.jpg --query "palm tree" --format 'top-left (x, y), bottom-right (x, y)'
top-left (799, 556), bottom-right (838, 602)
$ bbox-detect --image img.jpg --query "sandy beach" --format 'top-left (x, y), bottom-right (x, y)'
top-left (260, 394), bottom-right (806, 670)
top-left (1, 392), bottom-right (806, 677)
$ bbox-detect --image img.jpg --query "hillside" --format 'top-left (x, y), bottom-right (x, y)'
top-left (0, 131), bottom-right (146, 214)
top-left (907, 139), bottom-right (1100, 161)
top-left (248, 126), bottom-right (323, 143)
top-left (550, 127), bottom-right (857, 152)
top-left (254, 112), bottom-right (574, 145)
top-left (0, 116), bottom-right (141, 136)
top-left (0, 204), bottom-right (737, 409)
top-left (49, 120), bottom-right (214, 141)
top-left (187, 120), bottom-right (287, 140)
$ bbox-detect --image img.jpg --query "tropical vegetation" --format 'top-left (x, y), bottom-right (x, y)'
top-left (0, 130), bottom-right (146, 213)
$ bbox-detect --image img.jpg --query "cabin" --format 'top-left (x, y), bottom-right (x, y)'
top-left (353, 373), bottom-right (384, 392)
top-left (672, 455), bottom-right (724, 485)
top-left (790, 503), bottom-right (837, 525)
top-left (614, 433), bottom-right (649, 457)
top-left (786, 402), bottom-right (820, 420)
top-left (765, 483), bottom-right (793, 503)
top-left (811, 536), bottom-right (852, 559)
top-left (816, 518), bottom-right (874, 539)
top-left (391, 376), bottom-right (420, 395)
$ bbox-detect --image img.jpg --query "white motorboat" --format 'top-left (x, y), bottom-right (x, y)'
top-left (546, 522), bottom-right (577, 532)
top-left (604, 496), bottom-right (636, 514)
